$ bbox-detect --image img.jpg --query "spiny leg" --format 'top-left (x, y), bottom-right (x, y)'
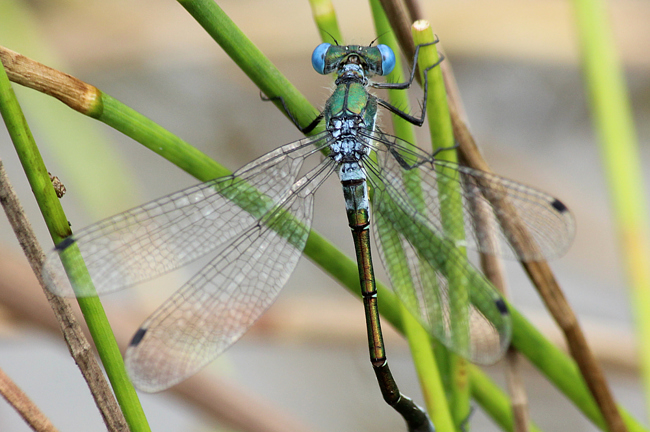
top-left (260, 92), bottom-right (323, 134)
top-left (386, 140), bottom-right (460, 171)
top-left (375, 53), bottom-right (445, 127)
top-left (459, 406), bottom-right (475, 432)
top-left (370, 37), bottom-right (440, 92)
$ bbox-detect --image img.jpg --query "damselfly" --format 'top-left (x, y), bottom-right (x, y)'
top-left (43, 39), bottom-right (574, 431)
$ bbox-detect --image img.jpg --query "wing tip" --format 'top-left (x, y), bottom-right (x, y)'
top-left (495, 298), bottom-right (508, 315)
top-left (551, 198), bottom-right (568, 214)
top-left (130, 327), bottom-right (147, 347)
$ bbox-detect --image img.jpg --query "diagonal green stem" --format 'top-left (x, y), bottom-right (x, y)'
top-left (178, 0), bottom-right (321, 134)
top-left (413, 22), bottom-right (471, 428)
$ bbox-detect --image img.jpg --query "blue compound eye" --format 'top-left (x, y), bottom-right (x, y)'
top-left (377, 44), bottom-right (395, 76)
top-left (311, 43), bottom-right (331, 74)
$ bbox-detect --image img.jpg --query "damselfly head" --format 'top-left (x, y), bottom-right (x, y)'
top-left (311, 43), bottom-right (395, 77)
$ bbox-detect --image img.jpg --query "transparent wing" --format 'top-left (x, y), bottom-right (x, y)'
top-left (125, 159), bottom-right (336, 392)
top-left (363, 129), bottom-right (575, 261)
top-left (364, 130), bottom-right (574, 364)
top-left (371, 172), bottom-right (511, 364)
top-left (43, 132), bottom-right (329, 297)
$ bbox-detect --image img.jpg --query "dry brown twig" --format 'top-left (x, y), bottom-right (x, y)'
top-left (443, 41), bottom-right (628, 432)
top-left (370, 1), bottom-right (628, 431)
top-left (448, 101), bottom-right (627, 432)
top-left (463, 151), bottom-right (531, 432)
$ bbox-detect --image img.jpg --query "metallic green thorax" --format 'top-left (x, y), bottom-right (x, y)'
top-left (324, 82), bottom-right (378, 133)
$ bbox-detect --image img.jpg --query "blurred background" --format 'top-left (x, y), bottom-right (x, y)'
top-left (0, 0), bottom-right (648, 430)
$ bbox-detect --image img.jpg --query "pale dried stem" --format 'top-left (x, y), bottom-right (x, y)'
top-left (0, 46), bottom-right (100, 114)
top-left (0, 366), bottom-right (59, 432)
top-left (505, 348), bottom-right (531, 432)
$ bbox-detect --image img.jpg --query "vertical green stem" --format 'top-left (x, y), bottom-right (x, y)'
top-left (308, 0), bottom-right (343, 44)
top-left (572, 0), bottom-right (650, 417)
top-left (0, 54), bottom-right (150, 432)
top-left (412, 21), bottom-right (470, 428)
top-left (369, 2), bottom-right (454, 430)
